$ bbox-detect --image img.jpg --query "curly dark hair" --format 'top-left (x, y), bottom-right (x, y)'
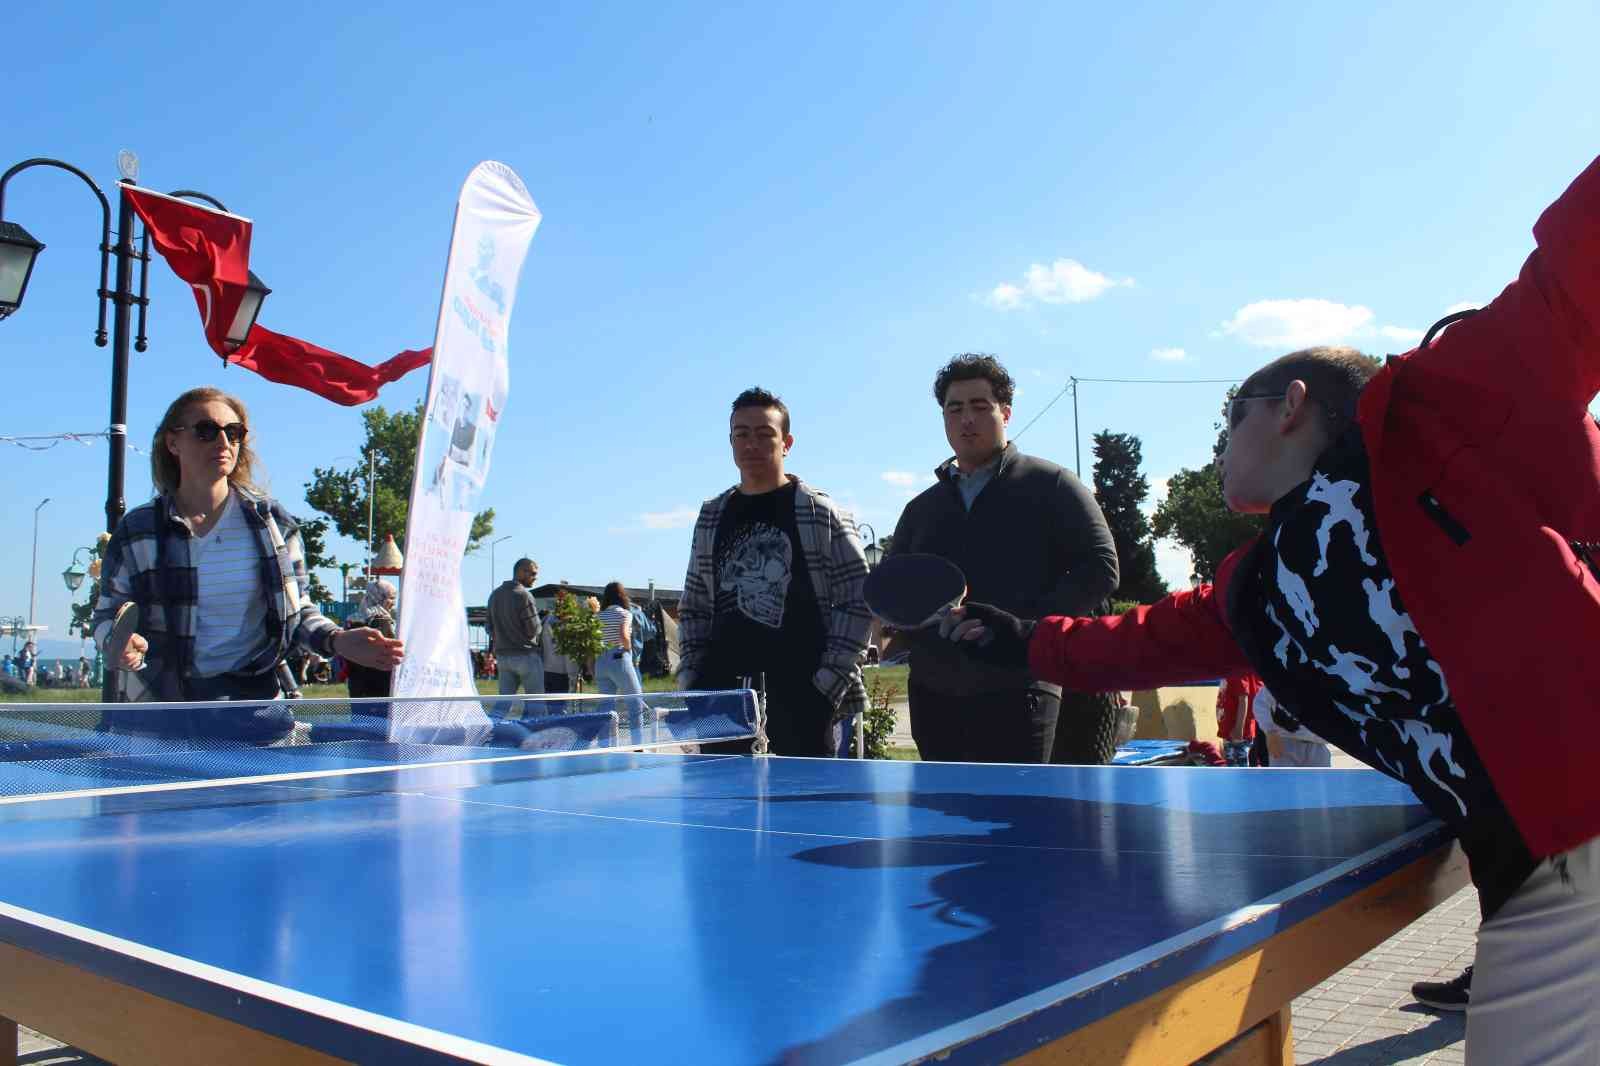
top-left (730, 387), bottom-right (790, 435)
top-left (933, 353), bottom-right (1015, 407)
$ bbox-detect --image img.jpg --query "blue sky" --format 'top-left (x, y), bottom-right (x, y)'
top-left (4, 1), bottom-right (1598, 653)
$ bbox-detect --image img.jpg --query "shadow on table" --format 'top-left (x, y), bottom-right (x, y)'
top-left (748, 789), bottom-right (1430, 1066)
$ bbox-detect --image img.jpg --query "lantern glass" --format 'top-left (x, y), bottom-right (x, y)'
top-left (0, 220), bottom-right (45, 319)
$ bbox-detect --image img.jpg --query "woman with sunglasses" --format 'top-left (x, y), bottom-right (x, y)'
top-left (92, 386), bottom-right (403, 740)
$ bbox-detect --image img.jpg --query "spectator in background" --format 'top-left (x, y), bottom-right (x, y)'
top-left (676, 387), bottom-right (871, 756)
top-left (596, 582), bottom-right (646, 737)
top-left (629, 598), bottom-right (656, 673)
top-left (487, 558), bottom-right (543, 695)
top-left (1216, 673), bottom-right (1262, 766)
top-left (19, 642), bottom-right (37, 686)
top-left (540, 610), bottom-right (576, 695)
top-left (345, 578), bottom-right (398, 703)
top-left (1251, 685), bottom-right (1332, 768)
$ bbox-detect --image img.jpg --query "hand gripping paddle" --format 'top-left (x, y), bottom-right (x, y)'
top-left (862, 553), bottom-right (967, 629)
top-left (105, 602), bottom-right (142, 670)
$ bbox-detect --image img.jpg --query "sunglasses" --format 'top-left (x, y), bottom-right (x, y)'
top-left (1226, 392), bottom-right (1287, 430)
top-left (172, 419), bottom-right (248, 444)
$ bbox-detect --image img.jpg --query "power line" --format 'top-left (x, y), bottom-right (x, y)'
top-left (0, 431), bottom-right (147, 455)
top-left (1013, 373), bottom-right (1245, 472)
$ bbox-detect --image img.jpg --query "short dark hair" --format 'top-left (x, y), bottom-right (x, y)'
top-left (1239, 346), bottom-right (1382, 439)
top-left (600, 580), bottom-right (632, 610)
top-left (934, 353), bottom-right (1015, 407)
top-left (514, 557), bottom-right (537, 576)
top-left (730, 387), bottom-right (790, 435)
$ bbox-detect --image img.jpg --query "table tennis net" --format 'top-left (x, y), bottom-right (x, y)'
top-left (0, 689), bottom-right (761, 799)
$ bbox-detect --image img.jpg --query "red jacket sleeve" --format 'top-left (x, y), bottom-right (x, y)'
top-left (1529, 153), bottom-right (1600, 402)
top-left (1028, 542), bottom-right (1257, 691)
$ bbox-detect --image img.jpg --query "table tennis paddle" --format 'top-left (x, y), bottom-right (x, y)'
top-left (863, 553), bottom-right (967, 629)
top-left (105, 602), bottom-right (143, 671)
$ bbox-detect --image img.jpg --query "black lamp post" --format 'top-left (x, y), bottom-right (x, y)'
top-left (857, 522), bottom-right (882, 569)
top-left (0, 156), bottom-right (268, 534)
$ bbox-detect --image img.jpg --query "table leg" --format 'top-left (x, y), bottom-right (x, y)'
top-left (3, 1015), bottom-right (16, 1066)
top-left (1201, 1005), bottom-right (1294, 1065)
top-left (1263, 1005), bottom-right (1294, 1065)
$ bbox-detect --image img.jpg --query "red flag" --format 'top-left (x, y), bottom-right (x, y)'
top-left (123, 186), bottom-right (252, 354)
top-left (232, 330), bottom-right (432, 407)
top-left (123, 185), bottom-right (430, 405)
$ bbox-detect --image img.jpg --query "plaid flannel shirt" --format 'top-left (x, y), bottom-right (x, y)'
top-left (92, 489), bottom-right (342, 701)
top-left (676, 477), bottom-right (870, 720)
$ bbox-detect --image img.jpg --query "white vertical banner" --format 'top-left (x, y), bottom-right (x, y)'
top-left (391, 161), bottom-right (541, 737)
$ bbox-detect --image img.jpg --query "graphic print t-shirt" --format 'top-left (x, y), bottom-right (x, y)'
top-left (708, 481), bottom-right (825, 686)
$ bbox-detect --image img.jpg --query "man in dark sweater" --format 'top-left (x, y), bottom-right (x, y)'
top-left (487, 558), bottom-right (543, 695)
top-left (888, 354), bottom-right (1118, 763)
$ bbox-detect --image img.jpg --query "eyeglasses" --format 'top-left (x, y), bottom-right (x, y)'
top-left (1226, 392), bottom-right (1287, 430)
top-left (171, 419), bottom-right (248, 445)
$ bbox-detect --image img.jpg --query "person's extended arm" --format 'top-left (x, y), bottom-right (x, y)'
top-left (281, 515), bottom-right (402, 669)
top-left (1032, 470), bottom-right (1119, 618)
top-left (947, 543), bottom-right (1257, 691)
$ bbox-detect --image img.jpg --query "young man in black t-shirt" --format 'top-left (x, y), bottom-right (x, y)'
top-left (677, 388), bottom-right (872, 756)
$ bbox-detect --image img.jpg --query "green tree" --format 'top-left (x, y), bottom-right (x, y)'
top-left (1150, 388), bottom-right (1266, 581)
top-left (294, 515), bottom-right (336, 607)
top-left (550, 591), bottom-right (604, 678)
top-left (1091, 430), bottom-right (1167, 603)
top-left (304, 402), bottom-right (495, 556)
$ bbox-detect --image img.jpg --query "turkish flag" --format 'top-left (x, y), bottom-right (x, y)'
top-left (123, 186), bottom-right (430, 405)
top-left (123, 186), bottom-right (252, 354)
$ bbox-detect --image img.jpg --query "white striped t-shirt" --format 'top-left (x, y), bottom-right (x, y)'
top-left (191, 492), bottom-right (271, 677)
top-left (599, 605), bottom-right (629, 650)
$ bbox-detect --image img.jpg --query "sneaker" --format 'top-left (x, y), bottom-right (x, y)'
top-left (1411, 965), bottom-right (1472, 1011)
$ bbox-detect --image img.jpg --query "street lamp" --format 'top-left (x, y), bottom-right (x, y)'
top-left (857, 522), bottom-right (882, 569)
top-left (0, 219), bottom-right (45, 319)
top-left (28, 498), bottom-right (49, 630)
top-left (0, 155), bottom-right (266, 533)
top-left (62, 546), bottom-right (95, 592)
top-left (490, 534), bottom-right (513, 598)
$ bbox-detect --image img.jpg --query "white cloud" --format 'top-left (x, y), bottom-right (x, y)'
top-left (638, 506), bottom-right (698, 530)
top-left (1143, 476), bottom-right (1171, 518)
top-left (1220, 299), bottom-right (1428, 350)
top-left (1378, 325), bottom-right (1424, 343)
top-left (1445, 300), bottom-right (1481, 314)
top-left (1150, 346), bottom-right (1187, 362)
top-left (880, 471), bottom-right (920, 488)
top-left (1221, 299), bottom-right (1375, 348)
top-left (989, 283), bottom-right (1024, 310)
top-left (987, 258), bottom-right (1132, 310)
top-left (1155, 539), bottom-right (1195, 592)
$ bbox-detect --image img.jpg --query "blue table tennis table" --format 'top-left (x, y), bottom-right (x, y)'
top-left (0, 745), bottom-right (1466, 1065)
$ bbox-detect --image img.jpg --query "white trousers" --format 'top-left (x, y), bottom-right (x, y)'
top-left (1466, 835), bottom-right (1600, 1065)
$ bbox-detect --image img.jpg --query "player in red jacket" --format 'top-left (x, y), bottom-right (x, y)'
top-left (944, 154), bottom-right (1600, 1065)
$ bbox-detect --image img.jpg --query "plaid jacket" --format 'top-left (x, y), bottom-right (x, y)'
top-left (93, 489), bottom-right (342, 701)
top-left (676, 477), bottom-right (870, 720)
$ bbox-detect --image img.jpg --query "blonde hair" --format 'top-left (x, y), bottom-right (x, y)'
top-left (150, 386), bottom-right (262, 496)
